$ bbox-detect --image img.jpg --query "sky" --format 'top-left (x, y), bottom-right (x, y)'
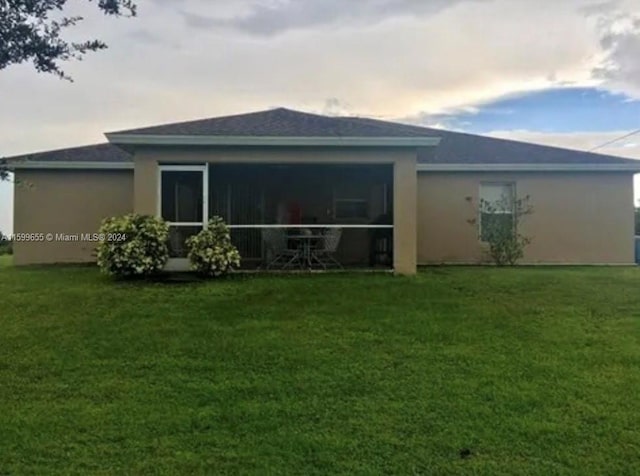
top-left (2, 0), bottom-right (640, 235)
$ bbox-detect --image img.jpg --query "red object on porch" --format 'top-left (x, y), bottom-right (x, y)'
top-left (288, 202), bottom-right (302, 224)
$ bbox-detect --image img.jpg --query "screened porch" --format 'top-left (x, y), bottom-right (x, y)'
top-left (160, 163), bottom-right (394, 270)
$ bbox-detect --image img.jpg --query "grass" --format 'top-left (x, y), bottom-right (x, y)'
top-left (0, 254), bottom-right (12, 268)
top-left (1, 265), bottom-right (639, 475)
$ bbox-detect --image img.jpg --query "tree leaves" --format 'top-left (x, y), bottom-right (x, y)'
top-left (0, 158), bottom-right (7, 181)
top-left (0, 0), bottom-right (137, 80)
top-left (470, 194), bottom-right (534, 266)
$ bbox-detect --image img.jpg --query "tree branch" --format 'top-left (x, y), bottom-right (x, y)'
top-left (0, 0), bottom-right (137, 80)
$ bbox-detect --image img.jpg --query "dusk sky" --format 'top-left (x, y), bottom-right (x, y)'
top-left (2, 0), bottom-right (640, 234)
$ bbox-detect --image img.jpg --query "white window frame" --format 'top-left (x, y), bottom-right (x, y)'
top-left (158, 164), bottom-right (209, 267)
top-left (333, 199), bottom-right (369, 220)
top-left (332, 183), bottom-right (372, 221)
top-left (478, 182), bottom-right (515, 242)
top-left (157, 164), bottom-right (208, 228)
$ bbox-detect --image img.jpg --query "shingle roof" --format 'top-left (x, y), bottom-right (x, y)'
top-left (6, 108), bottom-right (639, 166)
top-left (345, 117), bottom-right (639, 165)
top-left (109, 108), bottom-right (434, 137)
top-left (6, 143), bottom-right (131, 163)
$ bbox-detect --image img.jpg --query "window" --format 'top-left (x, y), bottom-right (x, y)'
top-left (479, 183), bottom-right (515, 242)
top-left (334, 199), bottom-right (368, 219)
top-left (333, 182), bottom-right (369, 220)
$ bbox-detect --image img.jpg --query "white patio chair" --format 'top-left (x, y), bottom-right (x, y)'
top-left (262, 228), bottom-right (300, 269)
top-left (313, 228), bottom-right (343, 269)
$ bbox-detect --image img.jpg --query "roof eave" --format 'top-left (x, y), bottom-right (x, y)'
top-left (8, 161), bottom-right (639, 172)
top-left (9, 161), bottom-right (134, 170)
top-left (417, 163), bottom-right (640, 172)
top-left (105, 134), bottom-right (441, 147)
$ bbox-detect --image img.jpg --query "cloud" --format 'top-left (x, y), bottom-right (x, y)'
top-left (587, 0), bottom-right (640, 96)
top-left (0, 0), bottom-right (637, 150)
top-left (0, 0), bottom-right (635, 144)
top-left (579, 0), bottom-right (622, 16)
top-left (179, 0), bottom-right (484, 36)
top-left (402, 87), bottom-right (640, 135)
top-left (0, 0), bottom-right (608, 137)
top-left (596, 21), bottom-right (640, 95)
top-left (321, 98), bottom-right (353, 116)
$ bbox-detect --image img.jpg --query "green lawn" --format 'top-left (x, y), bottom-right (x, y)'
top-left (1, 265), bottom-right (639, 475)
top-left (0, 254), bottom-right (11, 268)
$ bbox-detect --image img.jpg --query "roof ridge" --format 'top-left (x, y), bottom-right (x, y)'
top-left (107, 108), bottom-right (289, 135)
top-left (108, 107), bottom-right (436, 138)
top-left (274, 108), bottom-right (406, 132)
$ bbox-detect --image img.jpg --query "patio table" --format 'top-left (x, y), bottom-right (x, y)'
top-left (286, 233), bottom-right (325, 269)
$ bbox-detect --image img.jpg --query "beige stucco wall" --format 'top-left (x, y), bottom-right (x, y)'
top-left (417, 172), bottom-right (635, 264)
top-left (11, 162), bottom-right (635, 268)
top-left (133, 147), bottom-right (418, 274)
top-left (13, 170), bottom-right (134, 265)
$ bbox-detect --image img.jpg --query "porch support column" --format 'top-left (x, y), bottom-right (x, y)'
top-left (134, 156), bottom-right (158, 215)
top-left (393, 155), bottom-right (418, 275)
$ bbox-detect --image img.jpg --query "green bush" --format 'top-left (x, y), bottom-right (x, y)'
top-left (186, 217), bottom-right (241, 277)
top-left (0, 231), bottom-right (11, 255)
top-left (96, 214), bottom-right (169, 278)
top-left (467, 195), bottom-right (533, 266)
top-left (0, 242), bottom-right (10, 255)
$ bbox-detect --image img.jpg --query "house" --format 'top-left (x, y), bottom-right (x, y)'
top-left (8, 108), bottom-right (640, 274)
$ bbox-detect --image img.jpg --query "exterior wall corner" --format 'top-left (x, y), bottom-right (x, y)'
top-left (393, 154), bottom-right (418, 275)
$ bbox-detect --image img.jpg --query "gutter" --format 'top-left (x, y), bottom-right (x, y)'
top-left (8, 161), bottom-right (640, 173)
top-left (417, 163), bottom-right (640, 172)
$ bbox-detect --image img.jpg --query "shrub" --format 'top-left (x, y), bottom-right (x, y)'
top-left (0, 158), bottom-right (7, 181)
top-left (2, 240), bottom-right (13, 255)
top-left (467, 194), bottom-right (533, 266)
top-left (0, 232), bottom-right (11, 255)
top-left (186, 217), bottom-right (241, 277)
top-left (96, 214), bottom-right (169, 278)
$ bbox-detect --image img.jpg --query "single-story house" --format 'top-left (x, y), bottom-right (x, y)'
top-left (7, 107), bottom-right (640, 274)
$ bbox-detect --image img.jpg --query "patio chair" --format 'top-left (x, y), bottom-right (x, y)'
top-left (313, 228), bottom-right (343, 269)
top-left (262, 228), bottom-right (300, 269)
